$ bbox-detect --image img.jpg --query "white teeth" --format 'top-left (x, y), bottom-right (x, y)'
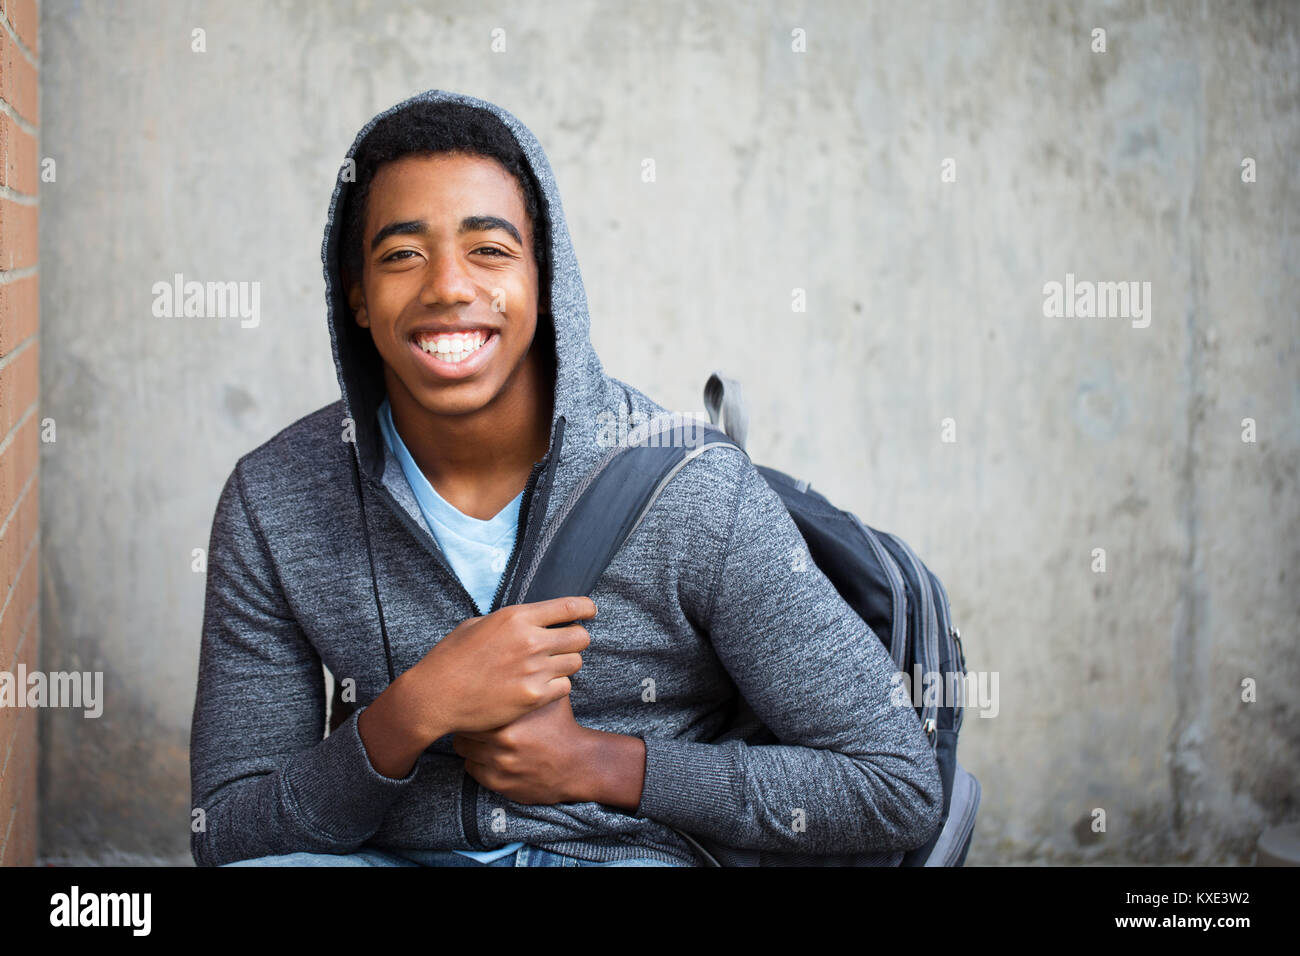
top-left (417, 331), bottom-right (489, 362)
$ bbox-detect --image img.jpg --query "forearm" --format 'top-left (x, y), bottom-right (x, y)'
top-left (192, 708), bottom-right (417, 866)
top-left (632, 728), bottom-right (943, 854)
top-left (357, 668), bottom-right (446, 779)
top-left (573, 731), bottom-right (646, 810)
top-left (193, 465), bottom-right (421, 867)
top-left (647, 453), bottom-right (945, 855)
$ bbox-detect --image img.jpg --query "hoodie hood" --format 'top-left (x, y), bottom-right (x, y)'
top-left (321, 89), bottom-right (618, 490)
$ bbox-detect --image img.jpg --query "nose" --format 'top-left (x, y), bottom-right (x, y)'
top-left (418, 246), bottom-right (477, 307)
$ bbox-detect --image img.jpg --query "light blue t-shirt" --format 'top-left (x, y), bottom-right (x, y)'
top-left (377, 396), bottom-right (526, 864)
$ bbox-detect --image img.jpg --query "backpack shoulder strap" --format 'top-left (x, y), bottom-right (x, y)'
top-left (513, 417), bottom-right (744, 604)
top-left (512, 415), bottom-right (743, 868)
top-left (703, 370), bottom-right (749, 451)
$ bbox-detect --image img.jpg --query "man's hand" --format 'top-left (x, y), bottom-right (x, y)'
top-left (420, 596), bottom-right (596, 735)
top-left (453, 695), bottom-right (647, 810)
top-left (358, 595), bottom-right (594, 781)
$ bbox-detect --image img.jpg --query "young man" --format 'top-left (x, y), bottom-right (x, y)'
top-left (190, 89), bottom-right (944, 867)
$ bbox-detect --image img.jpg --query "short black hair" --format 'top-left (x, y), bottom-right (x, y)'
top-left (339, 100), bottom-right (551, 311)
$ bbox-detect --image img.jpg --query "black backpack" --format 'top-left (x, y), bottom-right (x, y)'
top-left (512, 371), bottom-right (980, 866)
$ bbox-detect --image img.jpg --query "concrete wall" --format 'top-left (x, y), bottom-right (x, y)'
top-left (35, 0), bottom-right (1298, 864)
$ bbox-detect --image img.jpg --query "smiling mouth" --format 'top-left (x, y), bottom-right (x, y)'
top-left (411, 328), bottom-right (495, 364)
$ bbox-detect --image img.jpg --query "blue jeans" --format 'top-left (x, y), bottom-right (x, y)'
top-left (223, 845), bottom-right (689, 867)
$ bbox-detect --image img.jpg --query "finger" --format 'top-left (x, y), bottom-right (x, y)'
top-left (546, 652), bottom-right (584, 678)
top-left (516, 595), bottom-right (597, 628)
top-left (541, 675), bottom-right (572, 701)
top-left (536, 623), bottom-right (592, 655)
top-left (453, 737), bottom-right (493, 761)
top-left (464, 760), bottom-right (507, 795)
top-left (455, 729), bottom-right (504, 744)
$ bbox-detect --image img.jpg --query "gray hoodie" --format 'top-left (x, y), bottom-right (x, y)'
top-left (189, 89), bottom-right (944, 867)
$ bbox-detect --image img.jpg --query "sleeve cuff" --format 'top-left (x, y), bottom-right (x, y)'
top-left (282, 706), bottom-right (417, 842)
top-left (634, 736), bottom-right (742, 836)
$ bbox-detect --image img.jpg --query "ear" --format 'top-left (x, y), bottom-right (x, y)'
top-left (348, 278), bottom-right (368, 329)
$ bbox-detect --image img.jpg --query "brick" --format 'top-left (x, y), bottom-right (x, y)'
top-left (0, 336), bottom-right (36, 432)
top-left (0, 412), bottom-right (37, 520)
top-left (3, 0), bottom-right (38, 57)
top-left (0, 198), bottom-right (36, 271)
top-left (0, 274), bottom-right (37, 356)
top-left (1, 772), bottom-right (36, 864)
top-left (0, 629), bottom-right (37, 865)
top-left (0, 30), bottom-right (37, 127)
top-left (0, 109), bottom-right (37, 195)
top-left (0, 696), bottom-right (36, 826)
top-left (0, 443), bottom-right (36, 599)
top-left (0, 613), bottom-right (36, 800)
top-left (0, 527), bottom-right (36, 682)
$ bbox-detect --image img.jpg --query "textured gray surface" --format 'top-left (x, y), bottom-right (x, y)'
top-left (36, 0), bottom-right (1299, 864)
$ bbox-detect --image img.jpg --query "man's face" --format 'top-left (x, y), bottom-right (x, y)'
top-left (348, 152), bottom-right (542, 419)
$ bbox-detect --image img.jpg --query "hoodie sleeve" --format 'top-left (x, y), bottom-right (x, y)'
top-left (189, 464), bottom-right (417, 867)
top-left (632, 455), bottom-right (945, 856)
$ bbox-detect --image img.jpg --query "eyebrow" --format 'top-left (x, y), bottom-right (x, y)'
top-left (369, 215), bottom-right (524, 252)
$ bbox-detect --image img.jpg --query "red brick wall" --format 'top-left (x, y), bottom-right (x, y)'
top-left (0, 0), bottom-right (39, 868)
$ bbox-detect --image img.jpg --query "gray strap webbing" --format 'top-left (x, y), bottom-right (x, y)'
top-left (519, 421), bottom-right (743, 605)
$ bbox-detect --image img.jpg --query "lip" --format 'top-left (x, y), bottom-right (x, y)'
top-left (407, 329), bottom-right (500, 381)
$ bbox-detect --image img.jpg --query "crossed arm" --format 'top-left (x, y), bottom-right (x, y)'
top-left (443, 456), bottom-right (944, 853)
top-left (192, 458), bottom-right (943, 865)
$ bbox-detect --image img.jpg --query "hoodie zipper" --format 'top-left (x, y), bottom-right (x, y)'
top-left (487, 461), bottom-right (544, 615)
top-left (362, 418), bottom-right (560, 620)
top-left (363, 417), bottom-right (565, 850)
top-left (462, 416), bottom-right (567, 848)
top-left (369, 461), bottom-right (537, 850)
top-left (366, 477), bottom-right (485, 621)
top-left (458, 458), bottom-right (544, 848)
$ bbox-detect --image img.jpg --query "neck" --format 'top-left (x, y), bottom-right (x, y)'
top-left (384, 335), bottom-right (555, 518)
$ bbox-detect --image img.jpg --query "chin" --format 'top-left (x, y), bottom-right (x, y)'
top-left (415, 381), bottom-right (502, 417)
